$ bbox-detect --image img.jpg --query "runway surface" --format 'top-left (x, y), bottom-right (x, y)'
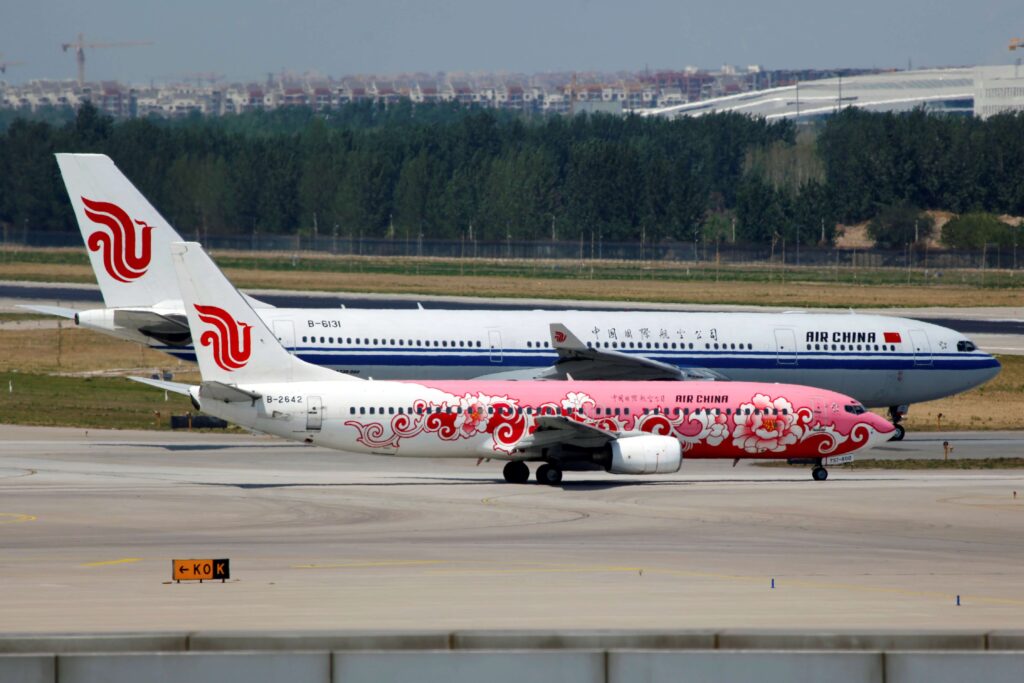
top-left (2, 425), bottom-right (1023, 633)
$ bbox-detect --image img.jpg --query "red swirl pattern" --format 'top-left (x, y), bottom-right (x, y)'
top-left (81, 197), bottom-right (154, 283)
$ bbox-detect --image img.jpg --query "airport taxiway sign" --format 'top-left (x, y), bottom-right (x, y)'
top-left (172, 558), bottom-right (230, 582)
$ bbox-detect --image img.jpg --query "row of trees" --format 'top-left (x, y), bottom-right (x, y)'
top-left (1, 103), bottom-right (1023, 247)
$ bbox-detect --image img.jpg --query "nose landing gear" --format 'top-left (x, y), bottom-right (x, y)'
top-left (812, 465), bottom-right (829, 481)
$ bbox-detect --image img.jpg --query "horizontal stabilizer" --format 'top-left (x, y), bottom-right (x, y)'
top-left (199, 381), bottom-right (263, 403)
top-left (17, 304), bottom-right (78, 319)
top-left (128, 376), bottom-right (192, 396)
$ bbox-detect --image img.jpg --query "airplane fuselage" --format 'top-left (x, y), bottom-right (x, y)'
top-left (100, 307), bottom-right (1001, 408)
top-left (196, 379), bottom-right (895, 464)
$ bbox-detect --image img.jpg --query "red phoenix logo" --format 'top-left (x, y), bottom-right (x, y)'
top-left (554, 330), bottom-right (567, 343)
top-left (194, 305), bottom-right (253, 371)
top-left (81, 197), bottom-right (154, 283)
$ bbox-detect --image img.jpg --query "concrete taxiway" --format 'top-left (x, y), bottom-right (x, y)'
top-left (1, 424), bottom-right (1023, 633)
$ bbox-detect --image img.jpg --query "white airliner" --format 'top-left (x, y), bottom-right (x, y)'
top-left (29, 153), bottom-right (1001, 441)
top-left (133, 241), bottom-right (896, 484)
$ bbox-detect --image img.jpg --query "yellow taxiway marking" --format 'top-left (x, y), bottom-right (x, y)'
top-left (0, 513), bottom-right (36, 524)
top-left (80, 558), bottom-right (142, 568)
top-left (293, 560), bottom-right (445, 570)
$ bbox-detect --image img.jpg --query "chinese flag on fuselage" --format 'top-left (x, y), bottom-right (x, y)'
top-left (883, 332), bottom-right (902, 344)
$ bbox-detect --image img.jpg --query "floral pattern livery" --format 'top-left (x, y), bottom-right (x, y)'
top-left (344, 390), bottom-right (873, 458)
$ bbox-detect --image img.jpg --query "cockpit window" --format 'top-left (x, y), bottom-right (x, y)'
top-left (957, 340), bottom-right (977, 352)
top-left (844, 403), bottom-right (866, 415)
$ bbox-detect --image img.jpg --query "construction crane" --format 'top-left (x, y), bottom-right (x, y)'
top-left (0, 53), bottom-right (24, 75)
top-left (61, 33), bottom-right (153, 87)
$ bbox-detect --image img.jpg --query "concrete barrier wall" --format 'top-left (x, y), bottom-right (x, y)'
top-left (0, 648), bottom-right (1022, 683)
top-left (3, 629), bottom-right (1023, 653)
top-left (57, 653), bottom-right (330, 683)
top-left (1, 630), bottom-right (1023, 683)
top-left (333, 651), bottom-right (605, 683)
top-left (609, 651), bottom-right (884, 683)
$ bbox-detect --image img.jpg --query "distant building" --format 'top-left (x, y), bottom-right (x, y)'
top-left (974, 66), bottom-right (1024, 119)
top-left (8, 65), bottom-right (1020, 121)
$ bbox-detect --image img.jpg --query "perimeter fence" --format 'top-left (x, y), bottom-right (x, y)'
top-left (2, 229), bottom-right (1021, 270)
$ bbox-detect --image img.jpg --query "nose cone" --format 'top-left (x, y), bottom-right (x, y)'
top-left (979, 354), bottom-right (1002, 385)
top-left (861, 413), bottom-right (896, 451)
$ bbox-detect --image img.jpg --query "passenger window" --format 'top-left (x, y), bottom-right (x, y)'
top-left (359, 407), bottom-right (365, 415)
top-left (349, 407), bottom-right (355, 415)
top-left (369, 407), bottom-right (375, 415)
top-left (388, 407), bottom-right (395, 414)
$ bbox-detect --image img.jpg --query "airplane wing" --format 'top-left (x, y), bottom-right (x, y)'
top-left (513, 415), bottom-right (622, 450)
top-left (539, 323), bottom-right (729, 381)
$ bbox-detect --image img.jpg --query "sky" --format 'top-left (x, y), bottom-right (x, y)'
top-left (2, 0), bottom-right (1022, 84)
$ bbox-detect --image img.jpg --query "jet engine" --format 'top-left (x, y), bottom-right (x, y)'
top-left (607, 435), bottom-right (682, 475)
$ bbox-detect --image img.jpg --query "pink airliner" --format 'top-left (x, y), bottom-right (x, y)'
top-left (134, 243), bottom-right (896, 485)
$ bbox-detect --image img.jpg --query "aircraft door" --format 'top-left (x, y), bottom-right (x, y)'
top-left (488, 329), bottom-right (502, 364)
top-left (910, 329), bottom-right (932, 366)
top-left (773, 328), bottom-right (798, 366)
top-left (273, 320), bottom-right (296, 352)
top-left (306, 396), bottom-right (322, 431)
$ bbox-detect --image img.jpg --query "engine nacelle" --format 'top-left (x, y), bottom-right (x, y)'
top-left (608, 435), bottom-right (682, 475)
top-left (73, 308), bottom-right (118, 333)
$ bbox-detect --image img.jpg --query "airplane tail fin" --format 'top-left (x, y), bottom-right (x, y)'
top-left (171, 241), bottom-right (348, 385)
top-left (55, 153), bottom-right (184, 309)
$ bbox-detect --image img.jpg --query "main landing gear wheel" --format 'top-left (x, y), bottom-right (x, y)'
top-left (536, 464), bottom-right (563, 486)
top-left (812, 466), bottom-right (828, 481)
top-left (888, 406), bottom-right (906, 441)
top-left (502, 461), bottom-right (530, 484)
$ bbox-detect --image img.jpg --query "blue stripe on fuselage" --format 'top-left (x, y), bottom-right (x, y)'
top-left (160, 346), bottom-right (999, 372)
